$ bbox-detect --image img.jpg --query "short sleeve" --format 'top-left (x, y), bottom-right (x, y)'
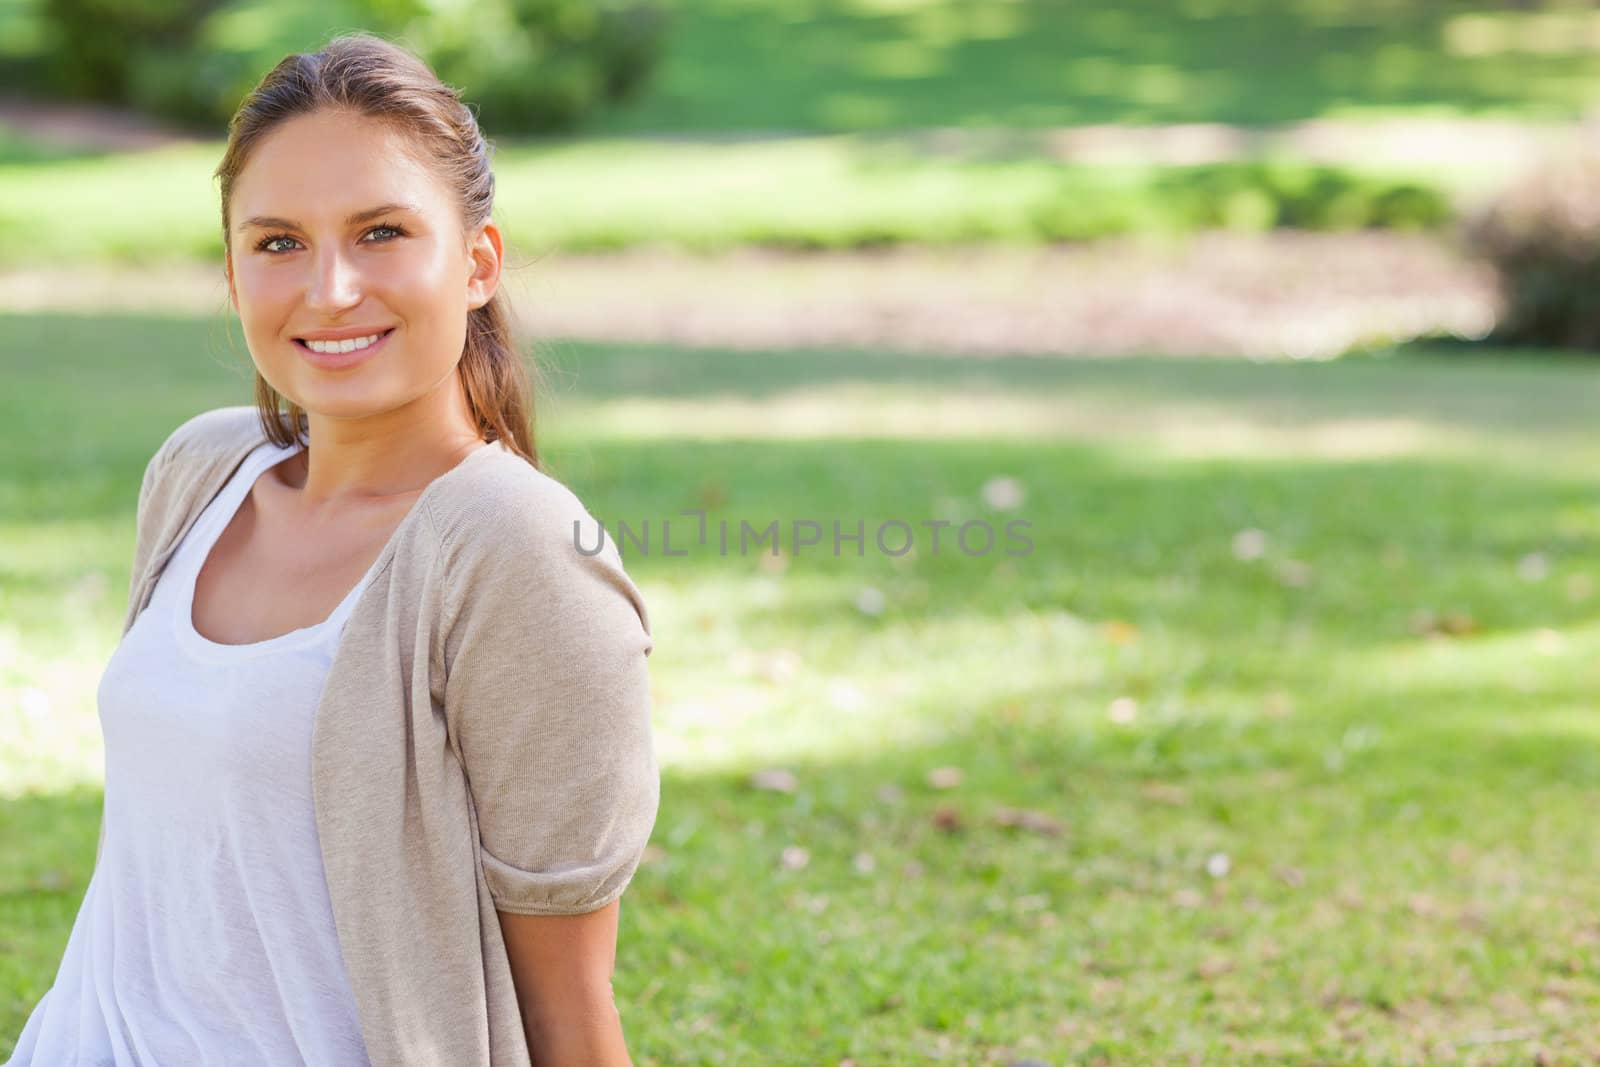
top-left (435, 478), bottom-right (659, 916)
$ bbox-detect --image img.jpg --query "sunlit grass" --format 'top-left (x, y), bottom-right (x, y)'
top-left (3, 317), bottom-right (1600, 1061)
top-left (0, 134), bottom-right (1483, 266)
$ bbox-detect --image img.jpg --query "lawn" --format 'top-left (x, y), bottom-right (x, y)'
top-left (7, 0), bottom-right (1600, 133)
top-left (597, 0), bottom-right (1600, 133)
top-left (0, 133), bottom-right (1480, 266)
top-left (2, 312), bottom-right (1599, 1062)
top-left (2, 0), bottom-right (1596, 264)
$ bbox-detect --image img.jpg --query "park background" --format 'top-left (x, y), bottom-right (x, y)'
top-left (3, 0), bottom-right (1600, 1063)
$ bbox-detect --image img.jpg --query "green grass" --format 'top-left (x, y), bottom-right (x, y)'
top-left (10, 0), bottom-right (1595, 260)
top-left (0, 134), bottom-right (1476, 266)
top-left (3, 314), bottom-right (1600, 1061)
top-left (9, 0), bottom-right (1600, 132)
top-left (594, 0), bottom-right (1600, 133)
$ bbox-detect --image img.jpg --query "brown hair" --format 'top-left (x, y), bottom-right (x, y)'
top-left (214, 31), bottom-right (540, 468)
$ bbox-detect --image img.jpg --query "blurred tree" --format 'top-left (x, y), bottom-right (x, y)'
top-left (37, 0), bottom-right (666, 135)
top-left (41, 0), bottom-right (225, 100)
top-left (1465, 146), bottom-right (1600, 351)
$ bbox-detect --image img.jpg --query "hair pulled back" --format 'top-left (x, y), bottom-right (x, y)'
top-left (215, 31), bottom-right (538, 467)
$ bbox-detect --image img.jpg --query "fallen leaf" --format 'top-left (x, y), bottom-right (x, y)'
top-left (1408, 893), bottom-right (1440, 918)
top-left (1140, 781), bottom-right (1190, 806)
top-left (1102, 619), bottom-right (1139, 644)
top-left (926, 766), bottom-right (963, 790)
top-left (981, 475), bottom-right (1026, 510)
top-left (992, 806), bottom-right (1067, 837)
top-left (855, 586), bottom-right (886, 616)
top-left (1410, 609), bottom-right (1478, 637)
top-left (750, 768), bottom-right (797, 793)
top-left (1518, 552), bottom-right (1549, 582)
top-left (1232, 528), bottom-right (1268, 561)
top-left (931, 805), bottom-right (964, 832)
top-left (698, 480), bottom-right (727, 509)
top-left (1273, 559), bottom-right (1313, 587)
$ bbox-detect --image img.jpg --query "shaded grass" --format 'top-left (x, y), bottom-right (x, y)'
top-left (7, 0), bottom-right (1600, 136)
top-left (594, 0), bottom-right (1600, 133)
top-left (3, 315), bottom-right (1600, 1061)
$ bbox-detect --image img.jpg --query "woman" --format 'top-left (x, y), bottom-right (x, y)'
top-left (4, 32), bottom-right (659, 1067)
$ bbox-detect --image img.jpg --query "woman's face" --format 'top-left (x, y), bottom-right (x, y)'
top-left (225, 108), bottom-right (500, 422)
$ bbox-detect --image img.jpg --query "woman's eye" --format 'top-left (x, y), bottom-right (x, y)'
top-left (256, 225), bottom-right (402, 254)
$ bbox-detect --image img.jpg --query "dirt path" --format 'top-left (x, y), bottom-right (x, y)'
top-left (0, 233), bottom-right (1498, 359)
top-left (0, 94), bottom-right (205, 152)
top-left (0, 96), bottom-right (1546, 359)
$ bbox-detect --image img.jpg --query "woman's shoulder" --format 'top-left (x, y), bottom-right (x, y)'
top-left (152, 405), bottom-right (264, 467)
top-left (143, 408), bottom-right (622, 572)
top-left (135, 405), bottom-right (264, 518)
top-left (424, 447), bottom-right (650, 641)
top-left (426, 446), bottom-right (608, 563)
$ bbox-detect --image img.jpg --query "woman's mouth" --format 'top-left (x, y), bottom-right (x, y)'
top-left (293, 328), bottom-right (396, 369)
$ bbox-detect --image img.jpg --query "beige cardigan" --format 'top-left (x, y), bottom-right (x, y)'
top-left (97, 405), bottom-right (659, 1066)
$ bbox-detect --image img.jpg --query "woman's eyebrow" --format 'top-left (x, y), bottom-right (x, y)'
top-left (237, 202), bottom-right (421, 233)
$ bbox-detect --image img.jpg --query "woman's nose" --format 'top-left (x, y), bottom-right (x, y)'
top-left (305, 248), bottom-right (362, 311)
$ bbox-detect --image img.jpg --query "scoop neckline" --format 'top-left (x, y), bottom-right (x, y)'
top-left (170, 435), bottom-right (502, 663)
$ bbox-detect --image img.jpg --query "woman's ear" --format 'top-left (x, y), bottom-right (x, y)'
top-left (465, 220), bottom-right (503, 311)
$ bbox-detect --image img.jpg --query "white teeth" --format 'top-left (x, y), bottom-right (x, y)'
top-left (305, 332), bottom-right (384, 354)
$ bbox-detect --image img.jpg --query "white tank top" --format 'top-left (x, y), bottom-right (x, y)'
top-left (5, 440), bottom-right (377, 1066)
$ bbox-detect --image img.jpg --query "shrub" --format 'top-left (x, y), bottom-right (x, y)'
top-left (1025, 163), bottom-right (1453, 244)
top-left (39, 0), bottom-right (667, 135)
top-left (1463, 147), bottom-right (1600, 350)
top-left (1149, 161), bottom-right (1453, 233)
top-left (412, 0), bottom-right (667, 134)
top-left (40, 0), bottom-right (224, 101)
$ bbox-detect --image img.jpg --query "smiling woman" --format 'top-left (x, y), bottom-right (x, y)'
top-left (222, 105), bottom-right (507, 444)
top-left (2, 32), bottom-right (658, 1067)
